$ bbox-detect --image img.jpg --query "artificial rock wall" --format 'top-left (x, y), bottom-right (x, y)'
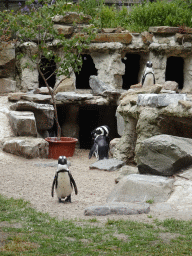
top-left (2, 13), bottom-right (192, 152)
top-left (1, 13), bottom-right (192, 94)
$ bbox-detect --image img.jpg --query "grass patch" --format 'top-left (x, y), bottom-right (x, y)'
top-left (146, 199), bottom-right (154, 204)
top-left (0, 194), bottom-right (192, 255)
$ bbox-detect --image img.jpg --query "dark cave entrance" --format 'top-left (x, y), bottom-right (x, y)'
top-left (78, 105), bottom-right (120, 149)
top-left (39, 56), bottom-right (56, 88)
top-left (165, 56), bottom-right (184, 90)
top-left (55, 104), bottom-right (120, 149)
top-left (75, 54), bottom-right (98, 89)
top-left (122, 54), bottom-right (141, 89)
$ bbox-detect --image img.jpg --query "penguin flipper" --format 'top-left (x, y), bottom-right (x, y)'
top-left (141, 74), bottom-right (145, 86)
top-left (69, 172), bottom-right (78, 195)
top-left (153, 74), bottom-right (156, 84)
top-left (51, 176), bottom-right (56, 197)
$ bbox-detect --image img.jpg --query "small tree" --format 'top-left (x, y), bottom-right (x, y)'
top-left (0, 0), bottom-right (95, 140)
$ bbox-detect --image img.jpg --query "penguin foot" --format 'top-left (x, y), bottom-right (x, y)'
top-left (58, 198), bottom-right (62, 203)
top-left (64, 195), bottom-right (71, 203)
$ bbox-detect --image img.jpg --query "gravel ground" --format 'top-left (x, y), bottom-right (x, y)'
top-left (1, 148), bottom-right (192, 224)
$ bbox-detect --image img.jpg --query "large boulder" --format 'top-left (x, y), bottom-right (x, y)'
top-left (2, 137), bottom-right (49, 158)
top-left (107, 174), bottom-right (174, 203)
top-left (136, 134), bottom-right (192, 176)
top-left (10, 101), bottom-right (54, 131)
top-left (89, 75), bottom-right (116, 95)
top-left (8, 111), bottom-right (37, 137)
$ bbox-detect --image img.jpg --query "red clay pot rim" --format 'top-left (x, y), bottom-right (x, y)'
top-left (45, 137), bottom-right (78, 143)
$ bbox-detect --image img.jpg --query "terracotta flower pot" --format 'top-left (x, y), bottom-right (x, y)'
top-left (45, 137), bottom-right (78, 159)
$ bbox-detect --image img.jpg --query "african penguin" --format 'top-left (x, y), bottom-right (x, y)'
top-left (89, 125), bottom-right (110, 160)
top-left (51, 156), bottom-right (78, 203)
top-left (141, 61), bottom-right (155, 87)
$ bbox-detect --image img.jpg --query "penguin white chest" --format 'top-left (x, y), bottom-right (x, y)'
top-left (56, 172), bottom-right (73, 199)
top-left (143, 73), bottom-right (154, 87)
top-left (142, 66), bottom-right (155, 87)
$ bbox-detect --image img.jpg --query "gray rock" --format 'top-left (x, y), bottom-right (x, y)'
top-left (162, 81), bottom-right (179, 92)
top-left (52, 12), bottom-right (92, 24)
top-left (109, 138), bottom-right (120, 158)
top-left (115, 165), bottom-right (138, 183)
top-left (178, 167), bottom-right (192, 181)
top-left (10, 101), bottom-right (54, 131)
top-left (89, 158), bottom-right (126, 171)
top-left (0, 79), bottom-right (16, 94)
top-left (89, 75), bottom-right (116, 96)
top-left (137, 93), bottom-right (187, 107)
top-left (55, 92), bottom-right (94, 102)
top-left (8, 111), bottom-right (37, 137)
top-left (53, 25), bottom-right (74, 36)
top-left (0, 43), bottom-right (15, 78)
top-left (116, 111), bottom-right (125, 136)
top-left (136, 134), bottom-right (192, 176)
top-left (33, 87), bottom-right (50, 95)
top-left (21, 94), bottom-right (52, 104)
top-left (107, 174), bottom-right (174, 203)
top-left (8, 92), bottom-right (27, 101)
top-left (2, 137), bottom-right (49, 158)
top-left (84, 202), bottom-right (150, 216)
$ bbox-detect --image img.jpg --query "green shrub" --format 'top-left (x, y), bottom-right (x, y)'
top-left (128, 0), bottom-right (192, 32)
top-left (100, 5), bottom-right (118, 28)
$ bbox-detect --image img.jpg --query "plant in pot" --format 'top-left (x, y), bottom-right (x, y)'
top-left (0, 0), bottom-right (95, 159)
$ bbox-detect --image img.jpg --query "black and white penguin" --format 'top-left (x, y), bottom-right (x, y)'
top-left (51, 156), bottom-right (78, 203)
top-left (89, 135), bottom-right (109, 160)
top-left (141, 61), bottom-right (155, 87)
top-left (89, 125), bottom-right (110, 160)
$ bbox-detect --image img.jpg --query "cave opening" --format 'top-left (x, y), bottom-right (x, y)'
top-left (53, 104), bottom-right (120, 149)
top-left (165, 56), bottom-right (184, 89)
top-left (75, 54), bottom-right (98, 89)
top-left (78, 105), bottom-right (120, 149)
top-left (122, 54), bottom-right (141, 89)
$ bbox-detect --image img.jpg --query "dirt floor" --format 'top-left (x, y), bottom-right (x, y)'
top-left (1, 148), bottom-right (192, 224)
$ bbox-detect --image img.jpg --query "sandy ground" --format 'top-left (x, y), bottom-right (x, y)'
top-left (1, 95), bottom-right (192, 224)
top-left (1, 145), bottom-right (192, 224)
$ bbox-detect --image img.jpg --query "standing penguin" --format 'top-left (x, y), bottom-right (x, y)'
top-left (51, 156), bottom-right (78, 203)
top-left (141, 61), bottom-right (155, 87)
top-left (89, 125), bottom-right (110, 160)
